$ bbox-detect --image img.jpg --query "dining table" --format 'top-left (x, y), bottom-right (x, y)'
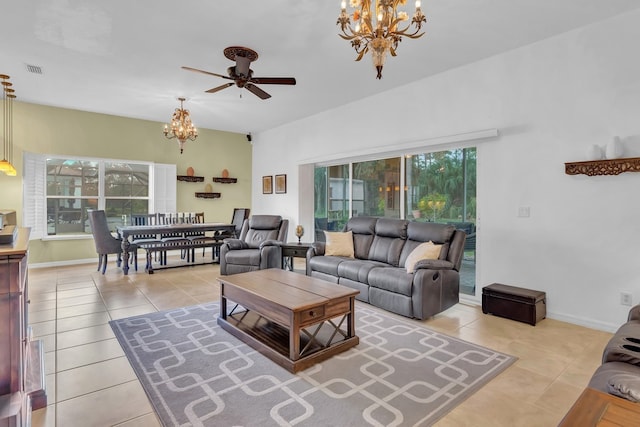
top-left (116, 222), bottom-right (235, 275)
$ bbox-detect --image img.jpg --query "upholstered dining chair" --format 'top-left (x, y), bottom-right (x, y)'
top-left (88, 210), bottom-right (138, 274)
top-left (219, 214), bottom-right (288, 275)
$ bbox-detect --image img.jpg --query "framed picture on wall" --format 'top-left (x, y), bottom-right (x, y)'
top-left (275, 174), bottom-right (287, 194)
top-left (262, 176), bottom-right (273, 194)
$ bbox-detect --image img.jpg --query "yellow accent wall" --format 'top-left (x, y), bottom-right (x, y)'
top-left (0, 101), bottom-right (252, 264)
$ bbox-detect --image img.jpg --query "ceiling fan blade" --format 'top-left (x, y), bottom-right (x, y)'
top-left (181, 66), bottom-right (232, 80)
top-left (205, 83), bottom-right (234, 93)
top-left (250, 77), bottom-right (296, 85)
top-left (245, 83), bottom-right (271, 99)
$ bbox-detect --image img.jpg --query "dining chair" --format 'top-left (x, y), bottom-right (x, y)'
top-left (130, 213), bottom-right (165, 266)
top-left (160, 212), bottom-right (192, 263)
top-left (88, 210), bottom-right (138, 274)
top-left (186, 212), bottom-right (219, 260)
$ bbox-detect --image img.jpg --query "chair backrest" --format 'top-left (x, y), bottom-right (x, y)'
top-left (231, 208), bottom-right (250, 237)
top-left (131, 213), bottom-right (162, 240)
top-left (238, 215), bottom-right (288, 248)
top-left (87, 210), bottom-right (120, 254)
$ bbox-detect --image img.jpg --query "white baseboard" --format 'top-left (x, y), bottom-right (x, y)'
top-left (29, 258), bottom-right (97, 269)
top-left (459, 293), bottom-right (617, 332)
top-left (28, 250), bottom-right (185, 270)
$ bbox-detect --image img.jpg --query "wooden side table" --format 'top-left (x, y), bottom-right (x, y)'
top-left (281, 242), bottom-right (312, 271)
top-left (559, 387), bottom-right (640, 426)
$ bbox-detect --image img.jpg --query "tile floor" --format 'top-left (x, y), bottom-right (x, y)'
top-left (26, 255), bottom-right (613, 427)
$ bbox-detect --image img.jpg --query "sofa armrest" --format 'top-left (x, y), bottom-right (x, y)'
top-left (628, 305), bottom-right (640, 322)
top-left (308, 242), bottom-right (326, 257)
top-left (305, 243), bottom-right (326, 276)
top-left (413, 259), bottom-right (455, 271)
top-left (224, 239), bottom-right (249, 250)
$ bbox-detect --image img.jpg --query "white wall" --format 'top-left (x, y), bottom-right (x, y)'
top-left (252, 10), bottom-right (640, 332)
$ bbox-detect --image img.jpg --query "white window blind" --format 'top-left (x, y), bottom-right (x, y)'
top-left (154, 163), bottom-right (177, 213)
top-left (22, 152), bottom-right (47, 239)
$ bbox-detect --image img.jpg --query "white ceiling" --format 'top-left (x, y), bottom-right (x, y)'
top-left (2, 0), bottom-right (639, 135)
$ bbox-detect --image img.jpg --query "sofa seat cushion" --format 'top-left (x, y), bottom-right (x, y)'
top-left (368, 267), bottom-right (414, 297)
top-left (337, 259), bottom-right (388, 284)
top-left (223, 248), bottom-right (261, 267)
top-left (308, 255), bottom-right (349, 276)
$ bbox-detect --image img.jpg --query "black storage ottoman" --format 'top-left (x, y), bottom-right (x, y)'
top-left (482, 283), bottom-right (546, 326)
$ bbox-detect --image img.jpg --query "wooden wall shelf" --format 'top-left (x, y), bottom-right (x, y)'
top-left (195, 192), bottom-right (221, 199)
top-left (177, 175), bottom-right (204, 182)
top-left (565, 157), bottom-right (640, 176)
top-left (212, 177), bottom-right (237, 184)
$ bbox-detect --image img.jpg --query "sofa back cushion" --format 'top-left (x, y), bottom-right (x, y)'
top-left (400, 222), bottom-right (456, 266)
top-left (345, 216), bottom-right (378, 260)
top-left (368, 218), bottom-right (408, 266)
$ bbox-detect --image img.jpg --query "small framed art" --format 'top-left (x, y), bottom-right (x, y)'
top-left (275, 174), bottom-right (287, 194)
top-left (262, 175), bottom-right (273, 194)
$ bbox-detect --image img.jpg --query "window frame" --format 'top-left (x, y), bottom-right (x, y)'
top-left (23, 152), bottom-right (176, 241)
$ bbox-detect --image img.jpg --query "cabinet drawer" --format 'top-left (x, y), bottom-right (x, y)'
top-left (299, 306), bottom-right (325, 324)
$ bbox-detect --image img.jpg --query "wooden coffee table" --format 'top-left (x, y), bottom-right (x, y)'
top-left (217, 268), bottom-right (359, 373)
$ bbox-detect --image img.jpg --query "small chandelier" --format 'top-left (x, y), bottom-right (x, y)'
top-left (0, 74), bottom-right (17, 177)
top-left (337, 0), bottom-right (426, 79)
top-left (163, 97), bottom-right (198, 154)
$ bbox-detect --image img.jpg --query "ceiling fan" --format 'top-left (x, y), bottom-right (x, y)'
top-left (182, 46), bottom-right (296, 100)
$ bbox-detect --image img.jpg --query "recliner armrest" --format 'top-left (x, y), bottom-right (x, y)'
top-left (413, 259), bottom-right (455, 271)
top-left (259, 239), bottom-right (281, 249)
top-left (224, 239), bottom-right (249, 250)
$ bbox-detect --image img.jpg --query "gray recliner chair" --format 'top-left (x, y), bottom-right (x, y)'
top-left (219, 215), bottom-right (288, 275)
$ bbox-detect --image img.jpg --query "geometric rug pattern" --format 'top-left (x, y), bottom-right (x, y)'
top-left (110, 302), bottom-right (516, 427)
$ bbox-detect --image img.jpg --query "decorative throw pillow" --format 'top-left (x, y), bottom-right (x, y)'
top-left (405, 241), bottom-right (442, 273)
top-left (608, 374), bottom-right (640, 402)
top-left (324, 231), bottom-right (355, 258)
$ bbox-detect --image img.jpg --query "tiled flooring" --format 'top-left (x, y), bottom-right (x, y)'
top-left (27, 256), bottom-right (613, 427)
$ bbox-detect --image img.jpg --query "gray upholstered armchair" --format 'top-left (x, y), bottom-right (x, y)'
top-left (219, 215), bottom-right (289, 275)
top-left (88, 210), bottom-right (138, 274)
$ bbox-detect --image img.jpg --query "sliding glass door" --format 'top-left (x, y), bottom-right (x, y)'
top-left (313, 147), bottom-right (477, 295)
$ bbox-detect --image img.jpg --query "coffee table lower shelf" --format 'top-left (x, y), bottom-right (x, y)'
top-left (217, 310), bottom-right (359, 373)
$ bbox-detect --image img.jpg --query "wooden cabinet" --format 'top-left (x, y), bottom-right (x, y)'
top-left (0, 229), bottom-right (46, 427)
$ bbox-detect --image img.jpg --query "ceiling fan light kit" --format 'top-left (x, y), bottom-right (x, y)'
top-left (337, 0), bottom-right (426, 79)
top-left (182, 46), bottom-right (296, 100)
top-left (163, 97), bottom-right (198, 154)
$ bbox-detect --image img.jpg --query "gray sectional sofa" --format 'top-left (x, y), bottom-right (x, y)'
top-left (306, 216), bottom-right (466, 319)
top-left (588, 304), bottom-right (640, 402)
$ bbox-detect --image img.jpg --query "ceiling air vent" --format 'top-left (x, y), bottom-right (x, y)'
top-left (25, 64), bottom-right (43, 74)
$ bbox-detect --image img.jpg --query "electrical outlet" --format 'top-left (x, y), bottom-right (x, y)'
top-left (621, 292), bottom-right (633, 306)
top-left (518, 207), bottom-right (530, 217)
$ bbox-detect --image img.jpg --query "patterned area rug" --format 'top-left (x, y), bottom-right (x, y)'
top-left (110, 302), bottom-right (516, 427)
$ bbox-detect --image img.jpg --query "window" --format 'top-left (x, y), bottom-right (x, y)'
top-left (23, 152), bottom-right (176, 239)
top-left (313, 147), bottom-right (476, 295)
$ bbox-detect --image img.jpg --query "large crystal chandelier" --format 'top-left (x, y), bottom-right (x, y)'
top-left (337, 0), bottom-right (426, 79)
top-left (163, 97), bottom-right (198, 154)
top-left (0, 74), bottom-right (17, 176)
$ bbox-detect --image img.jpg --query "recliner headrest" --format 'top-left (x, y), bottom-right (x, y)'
top-left (249, 215), bottom-right (282, 230)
